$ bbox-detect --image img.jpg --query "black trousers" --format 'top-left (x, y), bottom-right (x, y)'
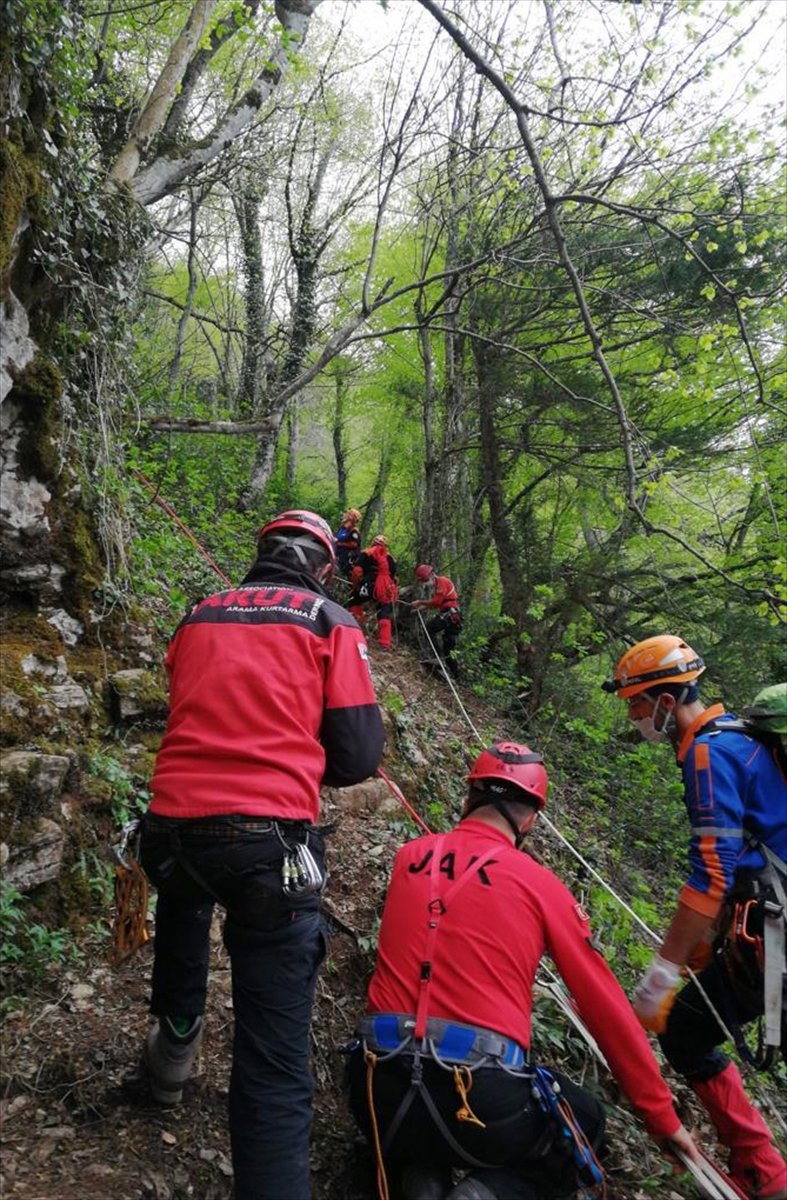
top-left (348, 1051), bottom-right (605, 1199)
top-left (427, 610), bottom-right (461, 675)
top-left (141, 815), bottom-right (328, 1200)
top-left (659, 941), bottom-right (785, 1082)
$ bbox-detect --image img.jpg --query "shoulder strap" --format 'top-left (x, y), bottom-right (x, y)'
top-left (413, 836), bottom-right (502, 1040)
top-left (704, 718), bottom-right (787, 781)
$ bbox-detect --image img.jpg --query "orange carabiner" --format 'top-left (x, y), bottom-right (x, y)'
top-left (735, 899), bottom-right (759, 945)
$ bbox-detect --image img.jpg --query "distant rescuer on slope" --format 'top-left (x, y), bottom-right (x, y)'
top-left (604, 637), bottom-right (787, 1200)
top-left (348, 533), bottom-right (399, 650)
top-left (411, 564), bottom-right (462, 678)
top-left (137, 509), bottom-right (385, 1200)
top-left (347, 742), bottom-right (700, 1200)
top-left (334, 506), bottom-right (362, 578)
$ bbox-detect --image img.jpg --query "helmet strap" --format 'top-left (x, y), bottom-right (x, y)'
top-left (493, 800), bottom-right (527, 847)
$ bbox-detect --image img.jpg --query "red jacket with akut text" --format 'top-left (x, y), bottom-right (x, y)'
top-left (150, 562), bottom-right (385, 823)
top-left (367, 820), bottom-right (680, 1141)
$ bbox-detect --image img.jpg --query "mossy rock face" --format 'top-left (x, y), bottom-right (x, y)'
top-left (0, 136), bottom-right (43, 287)
top-left (0, 749), bottom-right (72, 848)
top-left (12, 356), bottom-right (63, 482)
top-left (106, 669), bottom-right (168, 723)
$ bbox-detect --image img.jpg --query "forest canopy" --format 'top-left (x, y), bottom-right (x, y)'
top-left (2, 0), bottom-right (785, 717)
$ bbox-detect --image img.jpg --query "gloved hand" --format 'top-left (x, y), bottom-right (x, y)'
top-left (634, 954), bottom-right (681, 1033)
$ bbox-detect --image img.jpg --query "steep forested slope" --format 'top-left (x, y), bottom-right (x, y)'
top-left (2, 633), bottom-right (785, 1198)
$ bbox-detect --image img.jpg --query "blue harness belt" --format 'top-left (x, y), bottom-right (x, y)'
top-left (359, 1013), bottom-right (528, 1071)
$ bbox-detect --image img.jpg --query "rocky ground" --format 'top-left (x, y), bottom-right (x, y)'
top-left (1, 640), bottom-right (784, 1200)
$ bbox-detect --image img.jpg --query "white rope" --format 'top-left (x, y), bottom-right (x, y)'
top-left (416, 610), bottom-right (483, 742)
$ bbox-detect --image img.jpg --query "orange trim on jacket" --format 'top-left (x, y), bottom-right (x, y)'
top-left (676, 703), bottom-right (726, 765)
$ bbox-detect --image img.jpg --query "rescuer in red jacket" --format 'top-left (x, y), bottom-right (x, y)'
top-left (348, 743), bottom-right (699, 1200)
top-left (411, 564), bottom-right (462, 678)
top-left (138, 510), bottom-right (385, 1200)
top-left (348, 533), bottom-right (399, 649)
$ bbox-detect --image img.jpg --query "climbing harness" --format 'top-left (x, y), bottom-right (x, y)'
top-left (716, 835), bottom-right (787, 1071)
top-left (360, 835), bottom-right (605, 1199)
top-left (110, 819), bottom-right (151, 967)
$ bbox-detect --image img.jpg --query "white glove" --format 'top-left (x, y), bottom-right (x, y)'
top-left (634, 954), bottom-right (681, 1031)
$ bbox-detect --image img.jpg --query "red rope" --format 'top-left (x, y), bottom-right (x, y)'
top-left (132, 469), bottom-right (232, 586)
top-left (376, 767), bottom-right (432, 835)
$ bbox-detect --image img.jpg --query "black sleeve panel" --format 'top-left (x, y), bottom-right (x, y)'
top-left (321, 703), bottom-right (385, 787)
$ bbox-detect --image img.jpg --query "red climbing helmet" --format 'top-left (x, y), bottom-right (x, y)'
top-left (415, 564), bottom-right (434, 581)
top-left (258, 510), bottom-right (337, 583)
top-left (467, 742), bottom-right (548, 810)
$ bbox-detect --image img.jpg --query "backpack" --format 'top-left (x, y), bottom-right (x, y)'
top-left (365, 544), bottom-right (399, 604)
top-left (706, 718), bottom-right (787, 776)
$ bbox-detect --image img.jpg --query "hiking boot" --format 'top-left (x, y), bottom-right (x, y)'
top-left (144, 1016), bottom-right (203, 1105)
top-left (400, 1161), bottom-right (451, 1200)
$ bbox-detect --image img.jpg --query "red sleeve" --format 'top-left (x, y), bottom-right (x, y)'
top-left (541, 877), bottom-right (680, 1140)
top-left (321, 622), bottom-right (385, 786)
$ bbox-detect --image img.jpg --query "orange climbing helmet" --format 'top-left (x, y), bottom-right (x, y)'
top-left (602, 635), bottom-right (705, 700)
top-left (467, 742), bottom-right (548, 810)
top-left (343, 508), bottom-right (362, 525)
top-left (258, 509), bottom-right (336, 583)
top-left (415, 564), bottom-right (434, 581)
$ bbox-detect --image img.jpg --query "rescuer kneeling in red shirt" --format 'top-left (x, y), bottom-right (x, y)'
top-left (347, 743), bottom-right (700, 1200)
top-left (411, 564), bottom-right (462, 679)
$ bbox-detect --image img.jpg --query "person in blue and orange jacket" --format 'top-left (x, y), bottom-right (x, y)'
top-left (334, 507), bottom-right (362, 578)
top-left (411, 564), bottom-right (462, 678)
top-left (138, 510), bottom-right (385, 1200)
top-left (604, 635), bottom-right (786, 1200)
top-left (348, 533), bottom-right (398, 650)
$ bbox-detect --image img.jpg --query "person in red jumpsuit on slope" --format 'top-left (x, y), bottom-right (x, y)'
top-left (348, 533), bottom-right (399, 650)
top-left (348, 743), bottom-right (700, 1200)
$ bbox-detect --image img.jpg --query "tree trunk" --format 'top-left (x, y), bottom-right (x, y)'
top-left (332, 369), bottom-right (349, 511)
top-left (285, 406), bottom-right (298, 501)
top-left (416, 305), bottom-right (438, 563)
top-left (241, 139), bottom-right (332, 507)
top-left (474, 343), bottom-right (530, 676)
top-left (235, 184), bottom-right (268, 415)
top-left (166, 190), bottom-right (201, 398)
top-left (108, 1), bottom-right (218, 187)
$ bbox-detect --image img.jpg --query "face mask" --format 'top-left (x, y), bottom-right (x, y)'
top-left (633, 716), bottom-right (669, 743)
top-left (633, 695), bottom-right (675, 743)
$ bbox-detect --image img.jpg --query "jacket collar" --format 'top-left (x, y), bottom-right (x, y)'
top-left (676, 703), bottom-right (727, 764)
top-left (239, 559), bottom-right (330, 598)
